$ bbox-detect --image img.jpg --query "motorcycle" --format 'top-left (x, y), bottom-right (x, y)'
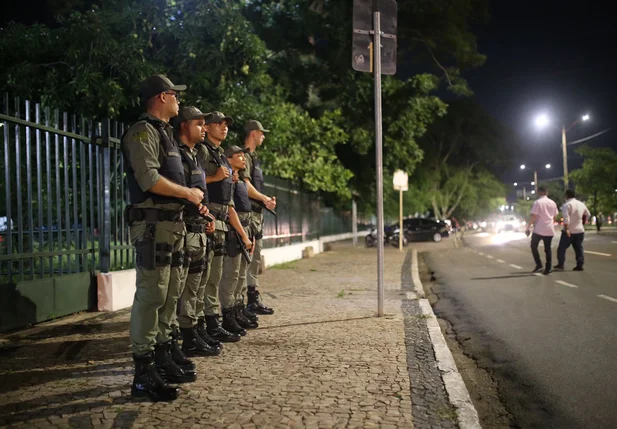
top-left (365, 225), bottom-right (408, 248)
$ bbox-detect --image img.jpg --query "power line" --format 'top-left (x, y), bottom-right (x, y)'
top-left (567, 127), bottom-right (614, 145)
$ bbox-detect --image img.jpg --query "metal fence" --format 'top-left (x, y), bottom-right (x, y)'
top-left (0, 94), bottom-right (355, 286)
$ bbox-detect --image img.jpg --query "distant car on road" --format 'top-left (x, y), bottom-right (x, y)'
top-left (495, 215), bottom-right (523, 233)
top-left (403, 218), bottom-right (450, 243)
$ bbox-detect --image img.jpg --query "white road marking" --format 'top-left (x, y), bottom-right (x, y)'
top-left (509, 264), bottom-right (523, 270)
top-left (611, 241), bottom-right (617, 244)
top-left (584, 250), bottom-right (612, 257)
top-left (534, 273), bottom-right (543, 277)
top-left (555, 280), bottom-right (578, 288)
top-left (496, 259), bottom-right (505, 263)
top-left (478, 252), bottom-right (485, 256)
top-left (598, 294), bottom-right (617, 304)
top-left (486, 255), bottom-right (494, 259)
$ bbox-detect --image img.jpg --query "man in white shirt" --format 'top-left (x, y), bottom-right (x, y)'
top-left (554, 189), bottom-right (590, 271)
top-left (525, 186), bottom-right (559, 275)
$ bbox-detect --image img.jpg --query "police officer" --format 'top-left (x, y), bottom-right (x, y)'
top-left (241, 120), bottom-right (277, 315)
top-left (172, 106), bottom-right (221, 359)
top-left (122, 75), bottom-right (208, 401)
top-left (220, 145), bottom-right (259, 331)
top-left (200, 112), bottom-right (253, 340)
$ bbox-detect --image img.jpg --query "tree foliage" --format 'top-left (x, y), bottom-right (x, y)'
top-left (0, 0), bottom-right (494, 204)
top-left (570, 146), bottom-right (617, 214)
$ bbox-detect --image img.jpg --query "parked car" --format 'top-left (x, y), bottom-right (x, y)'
top-left (365, 224), bottom-right (408, 248)
top-left (403, 218), bottom-right (450, 242)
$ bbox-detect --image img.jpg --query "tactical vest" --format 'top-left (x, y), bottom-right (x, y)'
top-left (233, 180), bottom-right (252, 213)
top-left (250, 152), bottom-right (265, 193)
top-left (179, 144), bottom-right (208, 217)
top-left (204, 142), bottom-right (233, 205)
top-left (124, 118), bottom-right (186, 205)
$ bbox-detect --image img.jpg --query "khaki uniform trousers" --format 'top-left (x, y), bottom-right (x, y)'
top-left (129, 219), bottom-right (186, 356)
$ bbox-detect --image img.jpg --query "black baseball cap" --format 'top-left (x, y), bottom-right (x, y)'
top-left (205, 111), bottom-right (234, 125)
top-left (176, 106), bottom-right (207, 123)
top-left (244, 119), bottom-right (269, 133)
top-left (139, 75), bottom-right (187, 102)
top-left (224, 145), bottom-right (250, 158)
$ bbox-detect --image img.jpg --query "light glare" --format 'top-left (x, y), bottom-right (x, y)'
top-left (535, 114), bottom-right (550, 128)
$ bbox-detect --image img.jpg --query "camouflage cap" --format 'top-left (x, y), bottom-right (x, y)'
top-left (244, 119), bottom-right (270, 133)
top-left (139, 74), bottom-right (187, 102)
top-left (205, 111), bottom-right (234, 125)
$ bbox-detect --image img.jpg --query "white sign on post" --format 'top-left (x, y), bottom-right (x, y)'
top-left (393, 170), bottom-right (408, 191)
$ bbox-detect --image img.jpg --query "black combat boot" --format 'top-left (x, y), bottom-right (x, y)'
top-left (170, 328), bottom-right (196, 373)
top-left (234, 303), bottom-right (258, 330)
top-left (222, 307), bottom-right (247, 337)
top-left (238, 298), bottom-right (258, 323)
top-left (180, 326), bottom-right (220, 357)
top-left (196, 316), bottom-right (223, 350)
top-left (154, 342), bottom-right (197, 384)
top-left (131, 352), bottom-right (179, 402)
top-left (247, 286), bottom-right (274, 315)
top-left (205, 314), bottom-right (241, 343)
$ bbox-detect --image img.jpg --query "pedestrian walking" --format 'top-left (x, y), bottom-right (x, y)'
top-left (525, 186), bottom-right (559, 275)
top-left (554, 189), bottom-right (590, 271)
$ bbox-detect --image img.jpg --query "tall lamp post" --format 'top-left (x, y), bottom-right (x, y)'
top-left (535, 113), bottom-right (590, 190)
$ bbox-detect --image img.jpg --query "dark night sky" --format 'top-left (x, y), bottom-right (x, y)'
top-left (466, 0), bottom-right (617, 187)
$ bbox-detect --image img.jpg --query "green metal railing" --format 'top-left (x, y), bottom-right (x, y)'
top-left (0, 94), bottom-right (358, 286)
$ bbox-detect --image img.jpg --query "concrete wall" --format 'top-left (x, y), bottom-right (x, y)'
top-left (97, 231), bottom-right (366, 312)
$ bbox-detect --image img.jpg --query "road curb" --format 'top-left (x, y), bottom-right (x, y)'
top-left (411, 249), bottom-right (482, 429)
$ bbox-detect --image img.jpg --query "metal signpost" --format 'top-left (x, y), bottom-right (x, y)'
top-left (353, 0), bottom-right (397, 317)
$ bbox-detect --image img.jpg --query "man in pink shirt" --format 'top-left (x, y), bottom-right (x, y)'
top-left (525, 186), bottom-right (559, 275)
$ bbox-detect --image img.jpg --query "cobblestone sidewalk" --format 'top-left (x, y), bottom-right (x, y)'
top-left (0, 242), bottom-right (458, 429)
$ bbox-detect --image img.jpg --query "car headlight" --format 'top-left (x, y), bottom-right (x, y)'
top-left (480, 221), bottom-right (487, 228)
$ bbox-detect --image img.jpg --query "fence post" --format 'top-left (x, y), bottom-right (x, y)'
top-left (352, 198), bottom-right (358, 246)
top-left (99, 119), bottom-right (112, 273)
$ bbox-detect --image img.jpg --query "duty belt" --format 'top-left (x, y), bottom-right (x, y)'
top-left (251, 202), bottom-right (263, 213)
top-left (185, 223), bottom-right (207, 233)
top-left (126, 206), bottom-right (183, 225)
top-left (209, 209), bottom-right (230, 223)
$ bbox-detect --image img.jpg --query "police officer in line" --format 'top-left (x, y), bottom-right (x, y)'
top-left (220, 145), bottom-right (260, 331)
top-left (241, 120), bottom-right (277, 315)
top-left (200, 112), bottom-right (253, 340)
top-left (171, 106), bottom-right (221, 361)
top-left (122, 75), bottom-right (208, 401)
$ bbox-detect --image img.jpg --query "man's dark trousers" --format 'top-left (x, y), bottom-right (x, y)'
top-left (557, 231), bottom-right (585, 268)
top-left (531, 233), bottom-right (554, 268)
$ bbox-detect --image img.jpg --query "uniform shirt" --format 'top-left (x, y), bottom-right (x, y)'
top-left (200, 138), bottom-right (234, 207)
top-left (530, 195), bottom-right (558, 236)
top-left (122, 113), bottom-right (182, 210)
top-left (239, 149), bottom-right (256, 182)
top-left (561, 198), bottom-right (590, 234)
top-left (178, 140), bottom-right (207, 223)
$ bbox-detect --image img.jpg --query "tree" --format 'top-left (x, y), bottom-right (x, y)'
top-left (570, 146), bottom-right (617, 215)
top-left (415, 99), bottom-right (516, 219)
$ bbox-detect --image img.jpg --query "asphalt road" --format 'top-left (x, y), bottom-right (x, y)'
top-left (424, 230), bottom-right (617, 429)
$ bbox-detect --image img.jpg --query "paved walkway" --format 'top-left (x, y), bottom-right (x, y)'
top-left (0, 241), bottom-right (460, 429)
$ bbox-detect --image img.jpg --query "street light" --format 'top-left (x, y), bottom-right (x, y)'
top-left (545, 164), bottom-right (551, 169)
top-left (513, 182), bottom-right (518, 186)
top-left (534, 112), bottom-right (591, 190)
top-left (520, 164), bottom-right (526, 170)
top-left (531, 181), bottom-right (535, 186)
